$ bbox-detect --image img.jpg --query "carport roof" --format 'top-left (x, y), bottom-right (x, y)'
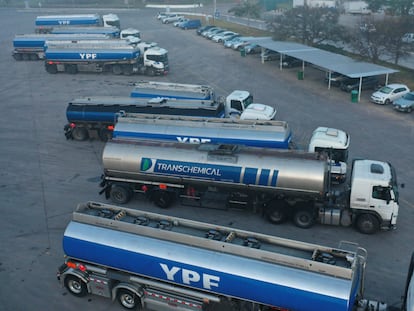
top-left (248, 38), bottom-right (398, 78)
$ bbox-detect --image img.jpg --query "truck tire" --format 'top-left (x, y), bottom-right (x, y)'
top-left (151, 190), bottom-right (174, 208)
top-left (356, 214), bottom-right (379, 234)
top-left (110, 185), bottom-right (132, 204)
top-left (45, 63), bottom-right (58, 74)
top-left (112, 65), bottom-right (123, 75)
top-left (65, 64), bottom-right (78, 74)
top-left (30, 54), bottom-right (38, 61)
top-left (22, 53), bottom-right (30, 61)
top-left (146, 67), bottom-right (155, 76)
top-left (64, 275), bottom-right (88, 297)
top-left (293, 209), bottom-right (315, 229)
top-left (71, 127), bottom-right (89, 141)
top-left (99, 128), bottom-right (112, 142)
top-left (122, 64), bottom-right (133, 75)
top-left (117, 289), bottom-right (139, 310)
top-left (266, 201), bottom-right (288, 224)
top-left (13, 54), bottom-right (22, 61)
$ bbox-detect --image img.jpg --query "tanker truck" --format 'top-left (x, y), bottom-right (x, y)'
top-left (58, 201), bottom-right (389, 310)
top-left (63, 93), bottom-right (275, 141)
top-left (113, 114), bottom-right (347, 182)
top-left (44, 41), bottom-right (168, 75)
top-left (130, 81), bottom-right (273, 119)
top-left (35, 13), bottom-right (120, 33)
top-left (100, 140), bottom-right (401, 234)
top-left (130, 80), bottom-right (217, 101)
top-left (64, 97), bottom-right (226, 141)
top-left (12, 33), bottom-right (110, 61)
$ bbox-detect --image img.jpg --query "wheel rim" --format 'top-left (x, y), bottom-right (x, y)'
top-left (68, 279), bottom-right (82, 294)
top-left (120, 292), bottom-right (136, 309)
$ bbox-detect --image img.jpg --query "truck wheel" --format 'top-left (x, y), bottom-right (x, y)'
top-left (117, 289), bottom-right (139, 310)
top-left (266, 203), bottom-right (288, 224)
top-left (151, 190), bottom-right (174, 208)
top-left (99, 128), bottom-right (112, 142)
top-left (112, 65), bottom-right (123, 75)
top-left (293, 209), bottom-right (315, 229)
top-left (110, 185), bottom-right (132, 204)
top-left (65, 64), bottom-right (78, 74)
top-left (71, 127), bottom-right (89, 141)
top-left (64, 275), bottom-right (88, 297)
top-left (13, 54), bottom-right (22, 61)
top-left (45, 63), bottom-right (57, 74)
top-left (30, 54), bottom-right (38, 61)
top-left (122, 64), bottom-right (133, 75)
top-left (146, 67), bottom-right (155, 76)
top-left (356, 214), bottom-right (379, 234)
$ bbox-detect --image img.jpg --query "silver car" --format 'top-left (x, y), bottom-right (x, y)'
top-left (392, 92), bottom-right (414, 112)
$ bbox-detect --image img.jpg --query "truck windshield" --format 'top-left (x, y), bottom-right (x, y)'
top-left (105, 20), bottom-right (120, 28)
top-left (147, 54), bottom-right (168, 64)
top-left (243, 94), bottom-right (253, 109)
top-left (315, 148), bottom-right (348, 163)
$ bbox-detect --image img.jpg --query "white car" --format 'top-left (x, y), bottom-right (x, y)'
top-left (240, 103), bottom-right (277, 120)
top-left (211, 31), bottom-right (237, 43)
top-left (370, 83), bottom-right (410, 105)
top-left (173, 18), bottom-right (188, 27)
top-left (162, 14), bottom-right (184, 24)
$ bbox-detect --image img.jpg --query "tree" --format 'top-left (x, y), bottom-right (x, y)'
top-left (365, 0), bottom-right (414, 15)
top-left (267, 6), bottom-right (345, 46)
top-left (228, 0), bottom-right (262, 26)
top-left (348, 15), bottom-right (413, 64)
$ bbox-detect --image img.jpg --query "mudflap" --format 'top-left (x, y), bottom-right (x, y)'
top-left (64, 124), bottom-right (72, 140)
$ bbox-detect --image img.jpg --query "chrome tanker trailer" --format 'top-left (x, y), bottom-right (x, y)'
top-left (100, 140), bottom-right (400, 234)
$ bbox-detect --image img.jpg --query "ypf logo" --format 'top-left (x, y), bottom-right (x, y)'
top-left (140, 158), bottom-right (154, 172)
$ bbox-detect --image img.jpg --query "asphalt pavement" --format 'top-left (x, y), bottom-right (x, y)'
top-left (0, 6), bottom-right (413, 311)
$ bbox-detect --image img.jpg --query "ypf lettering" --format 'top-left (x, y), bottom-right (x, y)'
top-left (176, 137), bottom-right (211, 144)
top-left (79, 53), bottom-right (97, 59)
top-left (160, 263), bottom-right (220, 290)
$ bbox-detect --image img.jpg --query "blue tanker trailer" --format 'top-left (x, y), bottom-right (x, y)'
top-left (58, 201), bottom-right (384, 311)
top-left (35, 14), bottom-right (120, 33)
top-left (12, 33), bottom-right (109, 61)
top-left (50, 26), bottom-right (121, 37)
top-left (64, 98), bottom-right (226, 141)
top-left (113, 113), bottom-right (292, 149)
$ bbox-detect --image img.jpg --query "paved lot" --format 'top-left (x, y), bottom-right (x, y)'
top-left (0, 7), bottom-right (413, 311)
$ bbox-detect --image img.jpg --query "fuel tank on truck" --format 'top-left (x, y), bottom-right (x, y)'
top-left (102, 140), bottom-right (329, 196)
top-left (62, 201), bottom-right (366, 311)
top-left (45, 45), bottom-right (139, 61)
top-left (112, 114), bottom-right (292, 149)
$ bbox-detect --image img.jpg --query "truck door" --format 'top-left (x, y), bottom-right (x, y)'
top-left (369, 185), bottom-right (394, 220)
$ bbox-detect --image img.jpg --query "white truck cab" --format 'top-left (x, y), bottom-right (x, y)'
top-left (309, 127), bottom-right (349, 183)
top-left (350, 159), bottom-right (399, 230)
top-left (102, 14), bottom-right (120, 28)
top-left (120, 28), bottom-right (141, 40)
top-left (143, 46), bottom-right (169, 74)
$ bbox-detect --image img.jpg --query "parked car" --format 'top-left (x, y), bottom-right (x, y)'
top-left (240, 103), bottom-right (277, 120)
top-left (325, 72), bottom-right (346, 86)
top-left (282, 56), bottom-right (303, 68)
top-left (244, 43), bottom-right (261, 54)
top-left (370, 83), bottom-right (410, 105)
top-left (402, 33), bottom-right (414, 43)
top-left (261, 49), bottom-right (279, 61)
top-left (340, 76), bottom-right (379, 92)
top-left (232, 39), bottom-right (249, 50)
top-left (212, 31), bottom-right (238, 43)
top-left (224, 37), bottom-right (243, 48)
top-left (173, 18), bottom-right (188, 27)
top-left (206, 28), bottom-right (226, 39)
top-left (180, 19), bottom-right (202, 30)
top-left (196, 25), bottom-right (214, 35)
top-left (156, 12), bottom-right (170, 20)
top-left (392, 91), bottom-right (414, 112)
top-left (201, 27), bottom-right (221, 38)
top-left (162, 14), bottom-right (184, 24)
